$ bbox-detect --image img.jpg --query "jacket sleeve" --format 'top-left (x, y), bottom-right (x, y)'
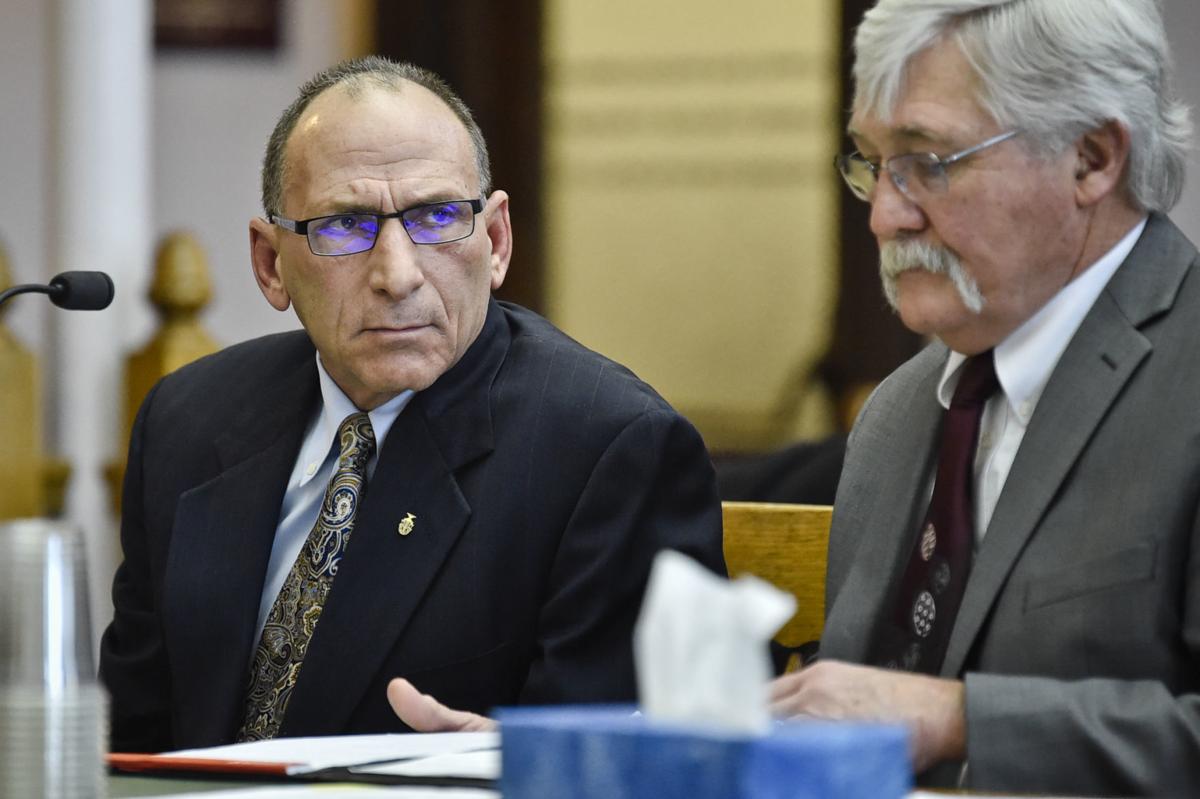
top-left (517, 408), bottom-right (726, 704)
top-left (98, 380), bottom-right (174, 753)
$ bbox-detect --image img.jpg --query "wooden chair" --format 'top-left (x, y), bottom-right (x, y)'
top-left (722, 501), bottom-right (833, 671)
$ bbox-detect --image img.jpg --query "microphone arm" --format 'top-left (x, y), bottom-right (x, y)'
top-left (0, 283), bottom-right (55, 305)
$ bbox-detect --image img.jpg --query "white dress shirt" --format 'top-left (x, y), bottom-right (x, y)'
top-left (935, 217), bottom-right (1147, 544)
top-left (252, 355), bottom-right (413, 643)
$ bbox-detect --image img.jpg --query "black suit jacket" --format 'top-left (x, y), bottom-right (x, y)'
top-left (100, 300), bottom-right (725, 752)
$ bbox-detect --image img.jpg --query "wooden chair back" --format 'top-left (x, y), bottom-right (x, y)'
top-left (722, 501), bottom-right (833, 654)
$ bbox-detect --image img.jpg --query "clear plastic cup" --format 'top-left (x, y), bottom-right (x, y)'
top-left (0, 519), bottom-right (107, 797)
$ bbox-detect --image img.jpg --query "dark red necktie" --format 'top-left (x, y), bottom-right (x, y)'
top-left (870, 350), bottom-right (999, 674)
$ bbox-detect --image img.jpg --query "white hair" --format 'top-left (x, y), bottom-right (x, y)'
top-left (853, 0), bottom-right (1192, 212)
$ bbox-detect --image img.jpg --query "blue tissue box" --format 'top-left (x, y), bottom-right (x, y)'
top-left (497, 705), bottom-right (911, 799)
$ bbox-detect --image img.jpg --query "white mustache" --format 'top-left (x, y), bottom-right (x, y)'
top-left (879, 240), bottom-right (984, 313)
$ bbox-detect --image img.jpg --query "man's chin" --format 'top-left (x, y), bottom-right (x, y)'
top-left (335, 355), bottom-right (453, 408)
top-left (372, 365), bottom-right (446, 396)
top-left (397, 348), bottom-right (462, 385)
top-left (891, 296), bottom-right (976, 342)
top-left (890, 271), bottom-right (983, 317)
top-left (883, 267), bottom-right (936, 308)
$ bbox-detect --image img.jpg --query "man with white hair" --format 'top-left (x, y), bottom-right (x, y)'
top-left (769, 0), bottom-right (1199, 794)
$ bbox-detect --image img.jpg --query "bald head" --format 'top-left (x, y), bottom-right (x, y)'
top-left (261, 56), bottom-right (491, 219)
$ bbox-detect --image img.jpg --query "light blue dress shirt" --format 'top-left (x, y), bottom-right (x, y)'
top-left (251, 354), bottom-right (413, 644)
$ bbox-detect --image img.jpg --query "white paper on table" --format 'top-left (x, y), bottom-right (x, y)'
top-left (165, 731), bottom-right (499, 775)
top-left (351, 748), bottom-right (500, 780)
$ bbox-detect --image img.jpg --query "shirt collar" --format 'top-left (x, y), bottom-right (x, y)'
top-left (312, 354), bottom-right (413, 465)
top-left (937, 216), bottom-right (1148, 421)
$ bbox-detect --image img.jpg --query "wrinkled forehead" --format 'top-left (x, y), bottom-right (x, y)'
top-left (283, 82), bottom-right (478, 193)
top-left (296, 82), bottom-right (470, 156)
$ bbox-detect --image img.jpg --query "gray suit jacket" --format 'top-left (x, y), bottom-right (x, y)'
top-left (821, 213), bottom-right (1200, 797)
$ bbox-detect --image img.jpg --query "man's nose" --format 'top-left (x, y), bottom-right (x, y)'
top-left (868, 170), bottom-right (928, 241)
top-left (366, 218), bottom-right (425, 299)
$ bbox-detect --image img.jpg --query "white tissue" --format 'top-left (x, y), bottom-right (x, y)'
top-left (633, 549), bottom-right (796, 734)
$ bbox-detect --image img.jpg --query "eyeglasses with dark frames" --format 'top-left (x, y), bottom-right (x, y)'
top-left (835, 130), bottom-right (1019, 203)
top-left (271, 198), bottom-right (485, 256)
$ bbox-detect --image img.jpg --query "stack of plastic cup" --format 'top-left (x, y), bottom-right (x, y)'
top-left (0, 519), bottom-right (107, 798)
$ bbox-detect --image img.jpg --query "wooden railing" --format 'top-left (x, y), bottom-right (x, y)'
top-left (0, 242), bottom-right (70, 519)
top-left (105, 232), bottom-right (221, 514)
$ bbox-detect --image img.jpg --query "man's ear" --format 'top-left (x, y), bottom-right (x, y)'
top-left (250, 217), bottom-right (291, 311)
top-left (1074, 119), bottom-right (1131, 208)
top-left (482, 191), bottom-right (513, 291)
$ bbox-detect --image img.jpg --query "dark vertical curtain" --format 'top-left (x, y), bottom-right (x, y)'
top-left (374, 2), bottom-right (545, 312)
top-left (820, 0), bottom-right (922, 429)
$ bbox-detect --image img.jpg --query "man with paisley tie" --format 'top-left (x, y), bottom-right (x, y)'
top-left (99, 57), bottom-right (725, 752)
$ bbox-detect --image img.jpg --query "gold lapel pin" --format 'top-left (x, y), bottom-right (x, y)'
top-left (397, 513), bottom-right (416, 537)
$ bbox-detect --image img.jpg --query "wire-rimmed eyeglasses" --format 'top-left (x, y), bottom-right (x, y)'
top-left (835, 130), bottom-right (1019, 203)
top-left (271, 198), bottom-right (485, 256)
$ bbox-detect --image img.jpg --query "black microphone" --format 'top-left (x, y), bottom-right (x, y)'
top-left (0, 271), bottom-right (115, 311)
top-left (47, 271), bottom-right (116, 310)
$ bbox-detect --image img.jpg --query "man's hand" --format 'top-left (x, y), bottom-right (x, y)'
top-left (769, 660), bottom-right (965, 772)
top-left (386, 678), bottom-right (497, 732)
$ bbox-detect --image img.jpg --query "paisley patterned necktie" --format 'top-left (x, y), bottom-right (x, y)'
top-left (237, 411), bottom-right (375, 741)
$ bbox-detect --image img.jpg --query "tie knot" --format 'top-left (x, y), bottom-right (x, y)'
top-left (951, 350), bottom-right (999, 407)
top-left (337, 412), bottom-right (376, 462)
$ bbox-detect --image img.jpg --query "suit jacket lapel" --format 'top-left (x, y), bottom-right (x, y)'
top-left (162, 344), bottom-right (319, 745)
top-left (279, 408), bottom-right (472, 735)
top-left (941, 213), bottom-right (1190, 676)
top-left (822, 348), bottom-right (946, 662)
top-left (281, 300), bottom-right (510, 735)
